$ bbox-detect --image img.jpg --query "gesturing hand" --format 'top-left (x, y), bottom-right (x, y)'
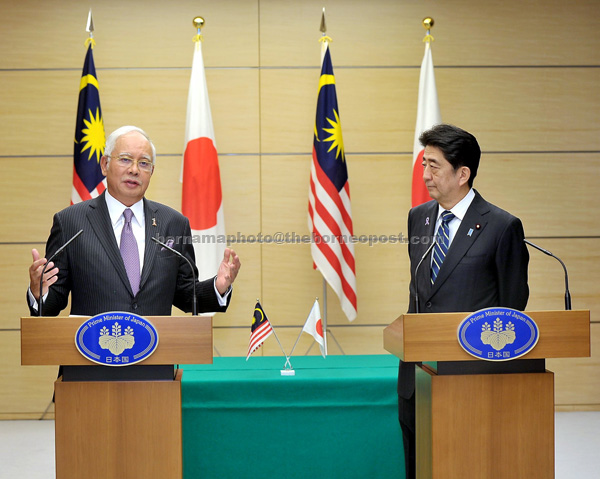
top-left (215, 248), bottom-right (241, 295)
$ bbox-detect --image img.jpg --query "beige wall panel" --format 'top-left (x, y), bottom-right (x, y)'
top-left (213, 326), bottom-right (254, 358)
top-left (0, 157), bottom-right (72, 243)
top-left (526, 239), bottom-right (599, 322)
top-left (475, 153), bottom-right (600, 237)
top-left (0, 72), bottom-right (77, 157)
top-left (0, 332), bottom-right (57, 418)
top-left (260, 154), bottom-right (409, 241)
top-left (100, 68), bottom-right (259, 155)
top-left (548, 323), bottom-right (600, 408)
top-left (437, 68), bottom-right (600, 152)
top-left (146, 154), bottom-right (261, 234)
top-left (260, 68), bottom-right (599, 154)
top-left (0, 0), bottom-right (259, 69)
top-left (0, 69), bottom-right (258, 157)
top-left (259, 0), bottom-right (422, 67)
top-left (259, 68), bottom-right (414, 154)
top-left (212, 242), bottom-right (262, 327)
top-left (0, 245), bottom-right (42, 330)
top-left (260, 0), bottom-right (600, 67)
top-left (260, 153), bottom-right (410, 325)
top-left (4, 1), bottom-right (599, 70)
top-left (260, 241), bottom-right (409, 327)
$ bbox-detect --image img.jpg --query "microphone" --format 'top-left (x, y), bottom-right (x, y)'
top-left (413, 236), bottom-right (437, 314)
top-left (39, 229), bottom-right (83, 317)
top-left (151, 236), bottom-right (197, 316)
top-left (524, 239), bottom-right (572, 310)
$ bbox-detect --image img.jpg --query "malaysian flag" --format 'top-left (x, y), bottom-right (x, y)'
top-left (72, 42), bottom-right (106, 204)
top-left (412, 40), bottom-right (441, 207)
top-left (247, 302), bottom-right (274, 360)
top-left (308, 41), bottom-right (357, 322)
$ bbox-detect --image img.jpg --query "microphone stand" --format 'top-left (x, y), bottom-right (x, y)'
top-left (38, 229), bottom-right (83, 317)
top-left (151, 236), bottom-right (197, 316)
top-left (414, 237), bottom-right (437, 314)
top-left (524, 239), bottom-right (572, 310)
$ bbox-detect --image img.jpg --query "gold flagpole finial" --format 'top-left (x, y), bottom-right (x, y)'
top-left (193, 16), bottom-right (204, 43)
top-left (85, 9), bottom-right (96, 49)
top-left (422, 17), bottom-right (435, 43)
top-left (320, 8), bottom-right (327, 34)
top-left (319, 8), bottom-right (332, 44)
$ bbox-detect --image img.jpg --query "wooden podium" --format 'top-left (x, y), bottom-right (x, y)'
top-left (21, 315), bottom-right (213, 479)
top-left (384, 310), bottom-right (590, 479)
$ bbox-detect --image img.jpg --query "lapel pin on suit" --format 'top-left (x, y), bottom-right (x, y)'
top-left (468, 228), bottom-right (474, 237)
top-left (152, 218), bottom-right (157, 227)
top-left (425, 217), bottom-right (430, 226)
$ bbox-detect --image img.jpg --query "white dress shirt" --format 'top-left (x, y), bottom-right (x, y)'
top-left (431, 188), bottom-right (476, 266)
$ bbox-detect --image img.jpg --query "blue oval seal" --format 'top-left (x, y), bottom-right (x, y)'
top-left (457, 307), bottom-right (539, 361)
top-left (74, 312), bottom-right (159, 366)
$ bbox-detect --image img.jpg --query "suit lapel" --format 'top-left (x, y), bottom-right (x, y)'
top-left (86, 193), bottom-right (133, 295)
top-left (428, 191), bottom-right (490, 297)
top-left (415, 202), bottom-right (439, 300)
top-left (140, 199), bottom-right (160, 290)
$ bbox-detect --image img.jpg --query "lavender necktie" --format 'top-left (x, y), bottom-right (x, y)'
top-left (120, 208), bottom-right (140, 295)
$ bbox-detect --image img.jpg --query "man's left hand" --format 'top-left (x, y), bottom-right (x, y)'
top-left (215, 248), bottom-right (241, 295)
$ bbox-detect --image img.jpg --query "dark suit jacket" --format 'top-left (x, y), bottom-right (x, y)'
top-left (29, 192), bottom-right (229, 317)
top-left (398, 189), bottom-right (529, 399)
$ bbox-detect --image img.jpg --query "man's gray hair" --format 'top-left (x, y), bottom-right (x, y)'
top-left (104, 126), bottom-right (156, 164)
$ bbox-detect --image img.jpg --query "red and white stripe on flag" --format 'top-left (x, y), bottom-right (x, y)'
top-left (412, 41), bottom-right (441, 207)
top-left (247, 319), bottom-right (274, 360)
top-left (247, 302), bottom-right (275, 360)
top-left (302, 299), bottom-right (327, 358)
top-left (182, 39), bottom-right (226, 281)
top-left (308, 41), bottom-right (357, 323)
top-left (72, 173), bottom-right (106, 204)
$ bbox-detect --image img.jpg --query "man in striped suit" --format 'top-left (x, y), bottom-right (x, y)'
top-left (27, 125), bottom-right (240, 318)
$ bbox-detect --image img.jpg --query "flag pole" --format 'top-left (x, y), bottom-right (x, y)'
top-left (319, 8), bottom-right (330, 336)
top-left (288, 298), bottom-right (319, 358)
top-left (423, 16), bottom-right (434, 43)
top-left (257, 299), bottom-right (293, 373)
top-left (257, 299), bottom-right (289, 359)
top-left (192, 15), bottom-right (204, 44)
top-left (85, 9), bottom-right (95, 48)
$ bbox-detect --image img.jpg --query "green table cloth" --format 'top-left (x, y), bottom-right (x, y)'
top-left (182, 355), bottom-right (404, 479)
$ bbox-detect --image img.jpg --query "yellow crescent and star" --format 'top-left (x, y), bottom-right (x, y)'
top-left (314, 74), bottom-right (345, 162)
top-left (253, 307), bottom-right (264, 325)
top-left (75, 74), bottom-right (105, 164)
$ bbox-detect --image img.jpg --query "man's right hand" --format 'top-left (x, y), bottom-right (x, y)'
top-left (29, 248), bottom-right (59, 301)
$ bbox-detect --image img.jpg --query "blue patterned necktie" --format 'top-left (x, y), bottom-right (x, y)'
top-left (120, 208), bottom-right (140, 295)
top-left (431, 210), bottom-right (455, 284)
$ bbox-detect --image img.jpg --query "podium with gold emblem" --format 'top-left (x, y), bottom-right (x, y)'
top-left (384, 309), bottom-right (590, 479)
top-left (21, 314), bottom-right (212, 479)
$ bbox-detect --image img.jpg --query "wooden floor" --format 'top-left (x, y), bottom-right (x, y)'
top-left (1, 413), bottom-right (599, 479)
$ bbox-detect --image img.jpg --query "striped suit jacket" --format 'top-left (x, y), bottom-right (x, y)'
top-left (29, 192), bottom-right (228, 317)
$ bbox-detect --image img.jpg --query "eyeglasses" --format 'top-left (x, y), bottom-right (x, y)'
top-left (111, 156), bottom-right (154, 172)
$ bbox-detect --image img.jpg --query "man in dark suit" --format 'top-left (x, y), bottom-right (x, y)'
top-left (399, 124), bottom-right (529, 479)
top-left (28, 125), bottom-right (240, 318)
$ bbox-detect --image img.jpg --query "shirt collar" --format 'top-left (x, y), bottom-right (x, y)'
top-left (104, 190), bottom-right (145, 226)
top-left (437, 188), bottom-right (475, 222)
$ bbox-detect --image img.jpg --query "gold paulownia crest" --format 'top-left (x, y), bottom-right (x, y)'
top-left (480, 318), bottom-right (516, 351)
top-left (99, 322), bottom-right (135, 355)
